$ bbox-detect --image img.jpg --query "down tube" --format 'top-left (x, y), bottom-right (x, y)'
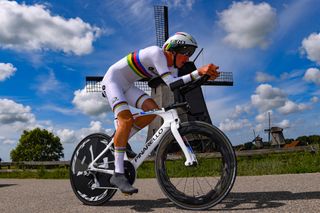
top-left (131, 125), bottom-right (170, 169)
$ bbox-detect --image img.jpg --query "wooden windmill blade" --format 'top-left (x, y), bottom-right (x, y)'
top-left (154, 5), bottom-right (169, 47)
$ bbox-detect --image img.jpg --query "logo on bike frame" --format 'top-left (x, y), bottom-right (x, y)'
top-left (134, 128), bottom-right (163, 162)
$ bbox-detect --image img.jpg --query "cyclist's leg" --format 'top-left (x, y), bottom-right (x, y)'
top-left (101, 77), bottom-right (138, 194)
top-left (114, 110), bottom-right (133, 149)
top-left (125, 85), bottom-right (159, 130)
top-left (102, 81), bottom-right (131, 172)
top-left (136, 98), bottom-right (159, 127)
top-left (110, 109), bottom-right (138, 194)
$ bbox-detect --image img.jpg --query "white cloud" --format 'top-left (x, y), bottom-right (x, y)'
top-left (129, 0), bottom-right (151, 16)
top-left (251, 84), bottom-right (286, 112)
top-left (311, 96), bottom-right (319, 103)
top-left (251, 84), bottom-right (310, 116)
top-left (41, 104), bottom-right (77, 115)
top-left (0, 98), bottom-right (43, 156)
top-left (0, 63), bottom-right (17, 81)
top-left (56, 129), bottom-right (76, 144)
top-left (231, 104), bottom-right (252, 118)
top-left (276, 0), bottom-right (314, 41)
top-left (169, 0), bottom-right (195, 11)
top-left (301, 33), bottom-right (320, 64)
top-left (103, 0), bottom-right (153, 29)
top-left (56, 121), bottom-right (113, 144)
top-left (280, 70), bottom-right (304, 80)
top-left (219, 1), bottom-right (276, 49)
top-left (254, 123), bottom-right (265, 132)
top-left (275, 119), bottom-right (290, 129)
top-left (72, 87), bottom-right (110, 117)
top-left (3, 139), bottom-right (15, 145)
top-left (219, 118), bottom-right (251, 132)
top-left (255, 71), bottom-right (276, 83)
top-left (255, 110), bottom-right (273, 123)
top-left (205, 95), bottom-right (235, 124)
top-left (303, 68), bottom-right (320, 85)
top-left (278, 71), bottom-right (308, 96)
top-left (0, 0), bottom-right (102, 55)
top-left (104, 0), bottom-right (195, 30)
top-left (277, 100), bottom-right (309, 115)
top-left (36, 70), bottom-right (63, 94)
top-left (0, 98), bottom-right (35, 124)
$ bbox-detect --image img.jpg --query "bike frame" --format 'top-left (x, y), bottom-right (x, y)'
top-left (87, 108), bottom-right (198, 174)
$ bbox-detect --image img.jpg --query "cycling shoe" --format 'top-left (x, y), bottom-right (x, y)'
top-left (110, 173), bottom-right (138, 194)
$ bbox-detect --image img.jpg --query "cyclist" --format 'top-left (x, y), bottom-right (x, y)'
top-left (101, 32), bottom-right (220, 194)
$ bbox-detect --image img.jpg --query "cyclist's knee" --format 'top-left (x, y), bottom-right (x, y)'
top-left (117, 110), bottom-right (134, 128)
top-left (141, 98), bottom-right (159, 111)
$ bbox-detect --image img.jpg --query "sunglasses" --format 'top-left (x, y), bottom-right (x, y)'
top-left (175, 46), bottom-right (196, 57)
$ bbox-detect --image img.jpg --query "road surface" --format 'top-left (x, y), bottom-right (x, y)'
top-left (0, 173), bottom-right (319, 212)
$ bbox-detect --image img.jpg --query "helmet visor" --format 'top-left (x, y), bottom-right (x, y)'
top-left (175, 45), bottom-right (196, 57)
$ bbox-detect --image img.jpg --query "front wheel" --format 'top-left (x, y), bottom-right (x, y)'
top-left (155, 121), bottom-right (237, 210)
top-left (69, 133), bottom-right (117, 205)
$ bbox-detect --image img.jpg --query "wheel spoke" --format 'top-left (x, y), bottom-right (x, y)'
top-left (195, 177), bottom-right (205, 195)
top-left (183, 176), bottom-right (188, 194)
top-left (81, 156), bottom-right (86, 165)
top-left (89, 145), bottom-right (94, 162)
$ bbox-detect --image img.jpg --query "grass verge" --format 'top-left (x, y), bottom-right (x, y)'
top-left (0, 150), bottom-right (319, 179)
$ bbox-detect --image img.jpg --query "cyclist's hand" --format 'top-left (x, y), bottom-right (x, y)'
top-left (198, 64), bottom-right (220, 80)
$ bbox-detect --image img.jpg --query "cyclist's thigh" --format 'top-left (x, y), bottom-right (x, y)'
top-left (124, 85), bottom-right (152, 110)
top-left (102, 80), bottom-right (130, 117)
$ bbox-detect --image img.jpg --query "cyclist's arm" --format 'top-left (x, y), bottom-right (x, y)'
top-left (161, 70), bottom-right (200, 90)
top-left (151, 48), bottom-right (201, 90)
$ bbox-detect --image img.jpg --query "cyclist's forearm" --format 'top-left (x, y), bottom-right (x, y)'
top-left (161, 70), bottom-right (200, 90)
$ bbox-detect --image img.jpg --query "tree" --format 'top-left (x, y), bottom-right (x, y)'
top-left (295, 135), bottom-right (320, 145)
top-left (285, 138), bottom-right (294, 144)
top-left (308, 135), bottom-right (320, 144)
top-left (10, 128), bottom-right (64, 161)
top-left (244, 142), bottom-right (253, 150)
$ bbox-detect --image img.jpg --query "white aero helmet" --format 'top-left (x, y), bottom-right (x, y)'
top-left (163, 32), bottom-right (198, 57)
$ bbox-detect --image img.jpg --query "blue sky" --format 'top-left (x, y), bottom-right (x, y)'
top-left (1, 0), bottom-right (320, 161)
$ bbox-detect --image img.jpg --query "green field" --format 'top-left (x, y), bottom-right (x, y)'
top-left (0, 149), bottom-right (319, 179)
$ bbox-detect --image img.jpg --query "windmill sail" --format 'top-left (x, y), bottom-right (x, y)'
top-left (154, 5), bottom-right (169, 47)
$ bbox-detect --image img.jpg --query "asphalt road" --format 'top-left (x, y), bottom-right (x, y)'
top-left (0, 173), bottom-right (319, 213)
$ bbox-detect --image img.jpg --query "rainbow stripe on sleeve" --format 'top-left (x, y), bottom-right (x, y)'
top-left (127, 51), bottom-right (152, 79)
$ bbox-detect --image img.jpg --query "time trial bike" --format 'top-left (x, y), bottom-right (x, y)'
top-left (69, 75), bottom-right (237, 210)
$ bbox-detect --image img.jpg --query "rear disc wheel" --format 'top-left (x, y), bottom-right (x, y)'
top-left (69, 133), bottom-right (117, 205)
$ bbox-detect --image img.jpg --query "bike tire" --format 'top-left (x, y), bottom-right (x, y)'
top-left (155, 121), bottom-right (237, 210)
top-left (69, 133), bottom-right (117, 206)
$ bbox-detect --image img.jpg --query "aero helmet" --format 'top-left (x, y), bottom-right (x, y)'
top-left (163, 32), bottom-right (198, 57)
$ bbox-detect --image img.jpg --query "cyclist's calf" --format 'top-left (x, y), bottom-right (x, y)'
top-left (114, 110), bottom-right (134, 147)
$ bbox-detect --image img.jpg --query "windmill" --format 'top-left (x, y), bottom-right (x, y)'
top-left (85, 5), bottom-right (234, 141)
top-left (147, 5), bottom-right (233, 139)
top-left (252, 129), bottom-right (263, 149)
top-left (264, 112), bottom-right (286, 148)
